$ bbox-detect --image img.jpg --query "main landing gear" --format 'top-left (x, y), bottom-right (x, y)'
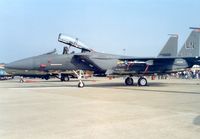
top-left (125, 77), bottom-right (134, 85)
top-left (138, 77), bottom-right (147, 86)
top-left (125, 76), bottom-right (147, 86)
top-left (60, 74), bottom-right (70, 82)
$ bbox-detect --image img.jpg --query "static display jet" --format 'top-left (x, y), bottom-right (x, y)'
top-left (4, 34), bottom-right (177, 83)
top-left (5, 28), bottom-right (200, 87)
top-left (5, 33), bottom-right (178, 86)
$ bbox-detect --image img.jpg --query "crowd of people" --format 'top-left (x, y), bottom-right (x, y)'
top-left (175, 70), bottom-right (200, 79)
top-left (155, 69), bottom-right (200, 80)
top-left (149, 67), bottom-right (200, 80)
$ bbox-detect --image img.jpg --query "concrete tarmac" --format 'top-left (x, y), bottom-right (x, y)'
top-left (0, 78), bottom-right (200, 139)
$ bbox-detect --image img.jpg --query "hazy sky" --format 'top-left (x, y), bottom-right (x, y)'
top-left (0, 0), bottom-right (199, 63)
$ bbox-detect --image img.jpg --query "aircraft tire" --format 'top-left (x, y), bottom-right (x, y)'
top-left (66, 76), bottom-right (70, 81)
top-left (125, 77), bottom-right (134, 86)
top-left (61, 75), bottom-right (70, 82)
top-left (78, 81), bottom-right (85, 88)
top-left (60, 75), bottom-right (70, 82)
top-left (138, 77), bottom-right (147, 86)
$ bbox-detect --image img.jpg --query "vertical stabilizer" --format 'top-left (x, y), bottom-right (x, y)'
top-left (178, 28), bottom-right (200, 57)
top-left (158, 35), bottom-right (178, 57)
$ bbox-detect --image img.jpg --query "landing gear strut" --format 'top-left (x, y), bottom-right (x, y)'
top-left (73, 70), bottom-right (85, 88)
top-left (19, 76), bottom-right (24, 83)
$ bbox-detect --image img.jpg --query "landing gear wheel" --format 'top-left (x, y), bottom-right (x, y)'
top-left (78, 81), bottom-right (85, 88)
top-left (138, 77), bottom-right (147, 86)
top-left (61, 75), bottom-right (70, 82)
top-left (125, 77), bottom-right (134, 86)
top-left (65, 76), bottom-right (70, 81)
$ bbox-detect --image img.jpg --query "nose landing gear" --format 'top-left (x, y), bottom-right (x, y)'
top-left (73, 70), bottom-right (85, 88)
top-left (78, 80), bottom-right (85, 88)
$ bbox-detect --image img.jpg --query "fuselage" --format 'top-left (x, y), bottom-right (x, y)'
top-left (5, 51), bottom-right (125, 73)
top-left (5, 51), bottom-right (200, 76)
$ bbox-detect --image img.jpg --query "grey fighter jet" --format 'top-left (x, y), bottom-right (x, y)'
top-left (5, 33), bottom-right (178, 86)
top-left (5, 28), bottom-right (199, 87)
top-left (4, 33), bottom-right (177, 83)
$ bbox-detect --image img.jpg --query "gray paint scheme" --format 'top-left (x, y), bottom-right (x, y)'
top-left (158, 35), bottom-right (178, 57)
top-left (5, 30), bottom-right (200, 77)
